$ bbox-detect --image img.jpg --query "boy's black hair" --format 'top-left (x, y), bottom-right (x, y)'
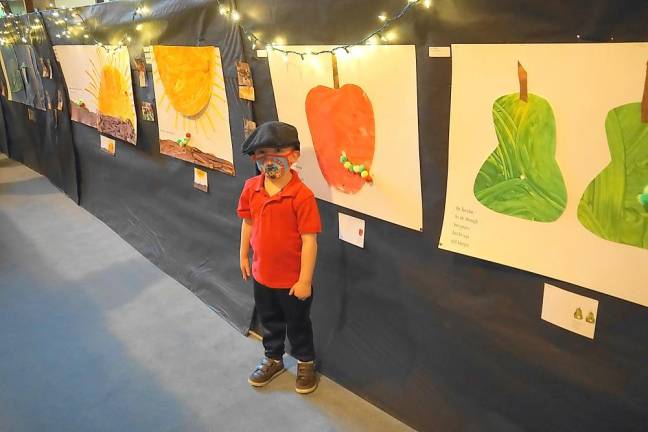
top-left (241, 121), bottom-right (300, 155)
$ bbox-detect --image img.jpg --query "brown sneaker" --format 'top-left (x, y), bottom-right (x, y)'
top-left (248, 357), bottom-right (285, 387)
top-left (295, 360), bottom-right (317, 394)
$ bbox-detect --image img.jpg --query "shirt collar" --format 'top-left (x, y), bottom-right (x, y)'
top-left (254, 169), bottom-right (301, 197)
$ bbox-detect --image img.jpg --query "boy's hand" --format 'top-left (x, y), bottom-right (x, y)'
top-left (240, 256), bottom-right (251, 280)
top-left (289, 280), bottom-right (312, 300)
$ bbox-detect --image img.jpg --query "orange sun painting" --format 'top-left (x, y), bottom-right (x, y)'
top-left (53, 45), bottom-right (137, 144)
top-left (151, 45), bottom-right (234, 175)
top-left (92, 47), bottom-right (137, 144)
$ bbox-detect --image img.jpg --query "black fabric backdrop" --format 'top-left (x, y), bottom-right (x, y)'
top-left (0, 13), bottom-right (78, 202)
top-left (2, 1), bottom-right (648, 431)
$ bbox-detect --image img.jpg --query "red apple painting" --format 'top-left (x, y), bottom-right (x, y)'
top-left (267, 45), bottom-right (422, 231)
top-left (305, 54), bottom-right (375, 194)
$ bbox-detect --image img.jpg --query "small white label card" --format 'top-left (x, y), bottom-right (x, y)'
top-left (193, 167), bottom-right (208, 192)
top-left (338, 213), bottom-right (365, 248)
top-left (100, 135), bottom-right (116, 156)
top-left (429, 46), bottom-right (451, 57)
top-left (256, 50), bottom-right (268, 58)
top-left (143, 46), bottom-right (153, 64)
top-left (541, 283), bottom-right (599, 339)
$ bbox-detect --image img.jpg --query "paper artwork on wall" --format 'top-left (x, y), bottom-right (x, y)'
top-left (577, 63), bottom-right (648, 250)
top-left (0, 45), bottom-right (27, 104)
top-left (151, 45), bottom-right (234, 175)
top-left (474, 62), bottom-right (567, 222)
top-left (54, 45), bottom-right (100, 129)
top-left (267, 45), bottom-right (423, 231)
top-left (14, 45), bottom-right (46, 110)
top-left (96, 46), bottom-right (137, 144)
top-left (440, 43), bottom-right (648, 307)
top-left (53, 45), bottom-right (137, 144)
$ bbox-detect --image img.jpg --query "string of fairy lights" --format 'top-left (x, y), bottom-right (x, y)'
top-left (0, 0), bottom-right (431, 55)
top-left (215, 0), bottom-right (432, 58)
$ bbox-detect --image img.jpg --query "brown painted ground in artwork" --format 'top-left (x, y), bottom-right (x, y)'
top-left (160, 139), bottom-right (235, 176)
top-left (99, 114), bottom-right (136, 145)
top-left (70, 104), bottom-right (98, 129)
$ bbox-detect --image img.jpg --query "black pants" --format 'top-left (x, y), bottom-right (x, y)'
top-left (253, 279), bottom-right (315, 362)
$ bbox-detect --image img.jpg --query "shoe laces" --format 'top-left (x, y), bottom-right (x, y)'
top-left (297, 362), bottom-right (312, 380)
top-left (257, 358), bottom-right (277, 372)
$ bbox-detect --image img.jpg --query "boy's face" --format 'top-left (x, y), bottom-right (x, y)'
top-left (252, 146), bottom-right (300, 179)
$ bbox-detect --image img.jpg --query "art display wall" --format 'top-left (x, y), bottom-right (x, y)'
top-left (0, 13), bottom-right (78, 202)
top-left (1, 1), bottom-right (648, 431)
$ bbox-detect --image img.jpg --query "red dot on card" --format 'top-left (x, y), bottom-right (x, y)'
top-left (359, 229), bottom-right (364, 236)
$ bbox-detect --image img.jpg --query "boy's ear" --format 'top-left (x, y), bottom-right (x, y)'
top-left (289, 150), bottom-right (300, 163)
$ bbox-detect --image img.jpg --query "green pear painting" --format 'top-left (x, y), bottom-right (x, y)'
top-left (473, 62), bottom-right (567, 222)
top-left (578, 62), bottom-right (648, 250)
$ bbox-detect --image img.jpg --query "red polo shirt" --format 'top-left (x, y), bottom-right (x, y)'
top-left (237, 170), bottom-right (321, 288)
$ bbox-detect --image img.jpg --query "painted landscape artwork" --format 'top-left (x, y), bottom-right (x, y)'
top-left (151, 45), bottom-right (234, 175)
top-left (54, 45), bottom-right (137, 144)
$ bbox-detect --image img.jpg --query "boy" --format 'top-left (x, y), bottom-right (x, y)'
top-left (237, 121), bottom-right (321, 394)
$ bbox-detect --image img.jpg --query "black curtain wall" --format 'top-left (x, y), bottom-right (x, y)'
top-left (1, 1), bottom-right (647, 431)
top-left (0, 13), bottom-right (78, 201)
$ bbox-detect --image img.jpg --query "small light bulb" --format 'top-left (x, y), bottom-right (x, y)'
top-left (378, 14), bottom-right (387, 22)
top-left (135, 24), bottom-right (143, 31)
top-left (83, 34), bottom-right (88, 39)
top-left (365, 35), bottom-right (378, 45)
top-left (218, 5), bottom-right (228, 15)
top-left (231, 10), bottom-right (240, 21)
top-left (127, 36), bottom-right (132, 42)
top-left (423, 0), bottom-right (432, 7)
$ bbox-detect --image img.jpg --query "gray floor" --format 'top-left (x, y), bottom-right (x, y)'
top-left (0, 155), bottom-right (413, 432)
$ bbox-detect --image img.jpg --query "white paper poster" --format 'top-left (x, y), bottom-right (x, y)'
top-left (268, 45), bottom-right (423, 231)
top-left (440, 43), bottom-right (648, 307)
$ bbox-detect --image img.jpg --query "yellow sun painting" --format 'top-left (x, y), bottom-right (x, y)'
top-left (53, 45), bottom-right (137, 145)
top-left (151, 45), bottom-right (234, 175)
top-left (91, 46), bottom-right (137, 144)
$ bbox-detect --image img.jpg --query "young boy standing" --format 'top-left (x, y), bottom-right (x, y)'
top-left (237, 121), bottom-right (321, 394)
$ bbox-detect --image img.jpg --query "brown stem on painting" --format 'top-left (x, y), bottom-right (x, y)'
top-left (518, 61), bottom-right (528, 102)
top-left (332, 52), bottom-right (340, 89)
top-left (642, 61), bottom-right (648, 123)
